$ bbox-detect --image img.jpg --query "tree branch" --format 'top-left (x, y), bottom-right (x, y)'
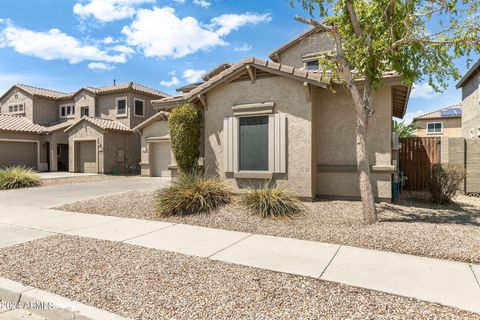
top-left (294, 16), bottom-right (333, 32)
top-left (346, 1), bottom-right (363, 38)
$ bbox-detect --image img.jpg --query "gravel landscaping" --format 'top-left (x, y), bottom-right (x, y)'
top-left (57, 190), bottom-right (480, 264)
top-left (0, 235), bottom-right (477, 319)
top-left (40, 175), bottom-right (123, 187)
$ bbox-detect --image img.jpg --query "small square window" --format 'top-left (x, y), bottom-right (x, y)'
top-left (13, 105), bottom-right (18, 112)
top-left (8, 106), bottom-right (13, 113)
top-left (134, 99), bottom-right (144, 117)
top-left (60, 106), bottom-right (66, 117)
top-left (18, 105), bottom-right (23, 112)
top-left (117, 98), bottom-right (127, 116)
top-left (427, 122), bottom-right (443, 134)
top-left (305, 59), bottom-right (319, 71)
top-left (81, 107), bottom-right (89, 117)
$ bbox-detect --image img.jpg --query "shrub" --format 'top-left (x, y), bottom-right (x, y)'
top-left (0, 166), bottom-right (42, 190)
top-left (168, 103), bottom-right (202, 173)
top-left (155, 172), bottom-right (231, 216)
top-left (427, 164), bottom-right (465, 204)
top-left (240, 184), bottom-right (304, 218)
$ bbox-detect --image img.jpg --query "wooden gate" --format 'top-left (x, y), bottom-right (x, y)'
top-left (399, 137), bottom-right (441, 190)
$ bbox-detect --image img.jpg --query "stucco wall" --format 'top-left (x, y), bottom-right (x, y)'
top-left (72, 90), bottom-right (96, 120)
top-left (33, 98), bottom-right (59, 125)
top-left (103, 132), bottom-right (140, 173)
top-left (204, 76), bottom-right (314, 198)
top-left (277, 32), bottom-right (334, 68)
top-left (0, 90), bottom-right (34, 121)
top-left (68, 123), bottom-right (104, 173)
top-left (139, 120), bottom-right (169, 176)
top-left (314, 86), bottom-right (393, 199)
top-left (461, 73), bottom-right (480, 138)
top-left (414, 118), bottom-right (462, 137)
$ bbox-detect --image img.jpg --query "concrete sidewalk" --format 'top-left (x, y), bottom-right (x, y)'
top-left (0, 179), bottom-right (479, 314)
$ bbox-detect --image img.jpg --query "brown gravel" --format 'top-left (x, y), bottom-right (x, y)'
top-left (57, 190), bottom-right (480, 264)
top-left (40, 175), bottom-right (123, 187)
top-left (0, 235), bottom-right (477, 320)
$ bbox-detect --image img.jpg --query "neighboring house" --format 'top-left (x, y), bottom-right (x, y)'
top-left (0, 82), bottom-right (169, 173)
top-left (413, 104), bottom-right (463, 137)
top-left (136, 27), bottom-right (411, 201)
top-left (456, 60), bottom-right (480, 138)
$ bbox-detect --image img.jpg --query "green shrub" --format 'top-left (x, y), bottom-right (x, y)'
top-left (0, 166), bottom-right (42, 190)
top-left (155, 173), bottom-right (231, 216)
top-left (427, 164), bottom-right (465, 204)
top-left (168, 103), bottom-right (202, 173)
top-left (240, 184), bottom-right (304, 218)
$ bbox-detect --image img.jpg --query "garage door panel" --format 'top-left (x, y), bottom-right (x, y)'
top-left (78, 141), bottom-right (96, 173)
top-left (0, 141), bottom-right (37, 169)
top-left (151, 142), bottom-right (171, 177)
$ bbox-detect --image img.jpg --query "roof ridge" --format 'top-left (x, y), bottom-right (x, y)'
top-left (414, 103), bottom-right (462, 120)
top-left (16, 83), bottom-right (67, 95)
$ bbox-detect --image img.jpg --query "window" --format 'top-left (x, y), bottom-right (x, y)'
top-left (13, 105), bottom-right (18, 112)
top-left (116, 97), bottom-right (127, 116)
top-left (239, 116), bottom-right (269, 171)
top-left (60, 104), bottom-right (75, 118)
top-left (134, 98), bottom-right (145, 117)
top-left (427, 122), bottom-right (443, 134)
top-left (305, 59), bottom-right (320, 70)
top-left (8, 104), bottom-right (24, 114)
top-left (8, 106), bottom-right (13, 113)
top-left (81, 107), bottom-right (89, 117)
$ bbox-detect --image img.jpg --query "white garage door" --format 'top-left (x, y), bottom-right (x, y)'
top-left (0, 141), bottom-right (37, 169)
top-left (151, 142), bottom-right (171, 177)
top-left (77, 141), bottom-right (97, 173)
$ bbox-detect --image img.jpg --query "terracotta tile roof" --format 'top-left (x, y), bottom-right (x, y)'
top-left (414, 104), bottom-right (462, 120)
top-left (269, 27), bottom-right (323, 62)
top-left (133, 111), bottom-right (169, 131)
top-left (14, 84), bottom-right (68, 99)
top-left (43, 121), bottom-right (74, 132)
top-left (175, 82), bottom-right (203, 93)
top-left (0, 114), bottom-right (45, 133)
top-left (89, 82), bottom-right (170, 97)
top-left (65, 116), bottom-right (132, 133)
top-left (202, 63), bottom-right (232, 81)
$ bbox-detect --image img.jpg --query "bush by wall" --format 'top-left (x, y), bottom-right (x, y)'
top-left (168, 103), bottom-right (202, 173)
top-left (427, 164), bottom-right (465, 204)
top-left (0, 166), bottom-right (42, 190)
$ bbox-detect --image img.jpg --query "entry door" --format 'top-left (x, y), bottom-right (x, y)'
top-left (78, 141), bottom-right (96, 173)
top-left (151, 142), bottom-right (171, 177)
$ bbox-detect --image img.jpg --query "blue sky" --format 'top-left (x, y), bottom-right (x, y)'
top-left (0, 0), bottom-right (477, 123)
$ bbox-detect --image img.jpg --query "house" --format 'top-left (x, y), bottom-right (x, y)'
top-left (136, 27), bottom-right (411, 201)
top-left (413, 104), bottom-right (463, 137)
top-left (456, 60), bottom-right (480, 138)
top-left (0, 82), bottom-right (169, 173)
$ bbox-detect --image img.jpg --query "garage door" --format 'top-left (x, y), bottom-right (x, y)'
top-left (151, 142), bottom-right (171, 177)
top-left (0, 141), bottom-right (37, 169)
top-left (77, 141), bottom-right (96, 173)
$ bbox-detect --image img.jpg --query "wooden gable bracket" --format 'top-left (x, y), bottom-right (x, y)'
top-left (197, 94), bottom-right (208, 110)
top-left (303, 82), bottom-right (311, 102)
top-left (246, 65), bottom-right (256, 84)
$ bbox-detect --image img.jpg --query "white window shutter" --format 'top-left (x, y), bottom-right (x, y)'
top-left (223, 116), bottom-right (238, 172)
top-left (269, 113), bottom-right (287, 173)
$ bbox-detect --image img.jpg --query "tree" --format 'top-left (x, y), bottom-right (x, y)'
top-left (292, 0), bottom-right (480, 223)
top-left (168, 103), bottom-right (202, 173)
top-left (393, 120), bottom-right (418, 138)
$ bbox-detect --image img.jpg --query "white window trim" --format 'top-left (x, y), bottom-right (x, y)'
top-left (426, 121), bottom-right (443, 134)
top-left (80, 106), bottom-right (89, 117)
top-left (59, 103), bottom-right (75, 119)
top-left (116, 97), bottom-right (128, 117)
top-left (133, 98), bottom-right (145, 117)
top-left (8, 103), bottom-right (25, 115)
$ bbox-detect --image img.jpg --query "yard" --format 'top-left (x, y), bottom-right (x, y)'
top-left (0, 235), bottom-right (477, 320)
top-left (57, 190), bottom-right (480, 264)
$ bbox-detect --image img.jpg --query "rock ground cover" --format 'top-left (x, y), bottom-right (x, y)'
top-left (0, 235), bottom-right (477, 320)
top-left (57, 191), bottom-right (480, 264)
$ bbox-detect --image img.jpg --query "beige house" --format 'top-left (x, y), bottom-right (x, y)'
top-left (137, 27), bottom-right (411, 201)
top-left (456, 60), bottom-right (480, 138)
top-left (0, 82), bottom-right (169, 173)
top-left (413, 104), bottom-right (462, 137)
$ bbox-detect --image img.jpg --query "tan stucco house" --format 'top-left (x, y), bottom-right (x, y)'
top-left (0, 82), bottom-right (169, 173)
top-left (413, 104), bottom-right (462, 137)
top-left (456, 60), bottom-right (480, 138)
top-left (136, 27), bottom-right (411, 201)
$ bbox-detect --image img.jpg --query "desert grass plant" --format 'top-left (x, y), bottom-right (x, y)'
top-left (427, 164), bottom-right (465, 204)
top-left (240, 183), bottom-right (304, 218)
top-left (155, 172), bottom-right (231, 216)
top-left (0, 166), bottom-right (42, 190)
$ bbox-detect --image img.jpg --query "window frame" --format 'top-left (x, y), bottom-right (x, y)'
top-left (116, 97), bottom-right (128, 117)
top-left (8, 103), bottom-right (24, 114)
top-left (80, 106), bottom-right (89, 117)
top-left (426, 122), bottom-right (443, 134)
top-left (133, 98), bottom-right (145, 117)
top-left (304, 58), bottom-right (320, 71)
top-left (237, 115), bottom-right (270, 173)
top-left (59, 103), bottom-right (75, 119)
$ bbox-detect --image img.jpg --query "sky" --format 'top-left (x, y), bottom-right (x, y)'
top-left (0, 0), bottom-right (478, 124)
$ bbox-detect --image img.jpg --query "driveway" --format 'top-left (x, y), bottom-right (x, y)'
top-left (0, 176), bottom-right (170, 209)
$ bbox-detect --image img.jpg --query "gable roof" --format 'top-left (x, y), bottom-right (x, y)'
top-left (202, 63), bottom-right (232, 81)
top-left (413, 103), bottom-right (462, 121)
top-left (64, 116), bottom-right (132, 133)
top-left (456, 60), bottom-right (480, 89)
top-left (0, 114), bottom-right (45, 133)
top-left (269, 27), bottom-right (323, 62)
top-left (43, 121), bottom-right (74, 133)
top-left (133, 111), bottom-right (169, 131)
top-left (0, 84), bottom-right (68, 102)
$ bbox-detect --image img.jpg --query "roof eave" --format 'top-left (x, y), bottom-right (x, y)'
top-left (456, 60), bottom-right (480, 89)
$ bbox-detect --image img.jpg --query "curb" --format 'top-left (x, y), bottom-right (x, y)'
top-left (0, 277), bottom-right (129, 320)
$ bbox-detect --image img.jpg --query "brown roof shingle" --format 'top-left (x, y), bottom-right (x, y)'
top-left (0, 114), bottom-right (45, 133)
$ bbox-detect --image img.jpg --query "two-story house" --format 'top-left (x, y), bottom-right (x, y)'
top-left (413, 104), bottom-right (463, 137)
top-left (134, 27), bottom-right (411, 201)
top-left (456, 60), bottom-right (480, 138)
top-left (0, 82), bottom-right (169, 173)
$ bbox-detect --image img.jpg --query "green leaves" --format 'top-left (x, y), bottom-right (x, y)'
top-left (393, 120), bottom-right (419, 138)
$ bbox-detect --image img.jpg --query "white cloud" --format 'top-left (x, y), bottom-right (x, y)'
top-left (0, 23), bottom-right (126, 64)
top-left (210, 13), bottom-right (272, 36)
top-left (88, 62), bottom-right (115, 71)
top-left (410, 83), bottom-right (437, 99)
top-left (102, 36), bottom-right (116, 44)
top-left (112, 45), bottom-right (135, 54)
top-left (400, 110), bottom-right (427, 124)
top-left (73, 0), bottom-right (154, 22)
top-left (193, 0), bottom-right (211, 8)
top-left (122, 7), bottom-right (271, 59)
top-left (183, 69), bottom-right (205, 83)
top-left (234, 43), bottom-right (252, 52)
top-left (160, 76), bottom-right (181, 87)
